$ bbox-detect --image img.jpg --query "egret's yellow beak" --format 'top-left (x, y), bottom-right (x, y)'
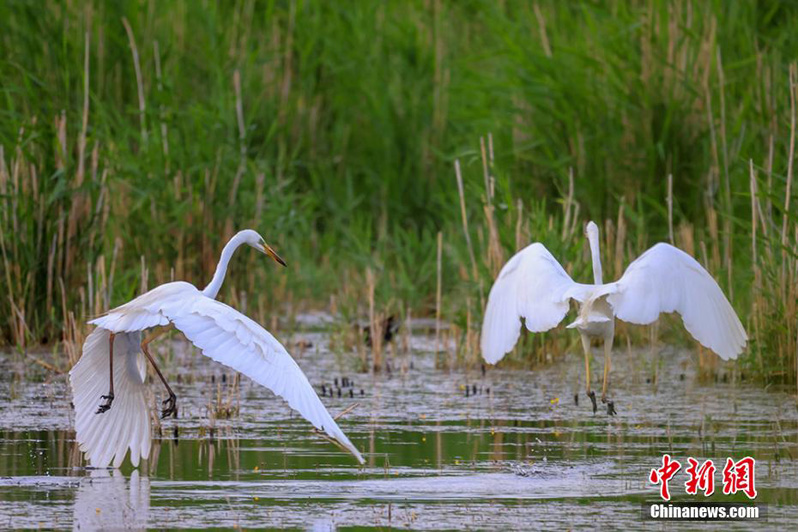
top-left (261, 242), bottom-right (287, 267)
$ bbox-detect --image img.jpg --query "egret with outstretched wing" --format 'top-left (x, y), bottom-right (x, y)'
top-left (70, 230), bottom-right (364, 468)
top-left (481, 221), bottom-right (746, 414)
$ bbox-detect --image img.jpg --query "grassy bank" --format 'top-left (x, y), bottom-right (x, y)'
top-left (1, 1), bottom-right (797, 383)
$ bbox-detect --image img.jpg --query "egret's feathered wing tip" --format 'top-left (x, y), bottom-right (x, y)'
top-left (606, 243), bottom-right (747, 360)
top-left (69, 329), bottom-right (151, 468)
top-left (481, 243), bottom-right (585, 364)
top-left (164, 296), bottom-right (365, 464)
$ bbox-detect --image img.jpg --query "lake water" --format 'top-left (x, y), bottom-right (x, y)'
top-left (1, 323), bottom-right (796, 529)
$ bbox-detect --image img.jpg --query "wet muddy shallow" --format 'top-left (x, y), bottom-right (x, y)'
top-left (1, 325), bottom-right (797, 529)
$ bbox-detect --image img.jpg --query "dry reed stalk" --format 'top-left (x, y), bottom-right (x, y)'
top-left (562, 168), bottom-right (574, 240)
top-left (139, 255), bottom-right (149, 295)
top-left (46, 232), bottom-right (57, 316)
top-left (153, 40), bottom-right (170, 174)
top-left (87, 262), bottom-right (94, 318)
top-left (481, 136), bottom-right (503, 275)
top-left (750, 159), bottom-right (764, 374)
top-left (122, 17), bottom-right (148, 144)
top-left (706, 203), bottom-right (720, 271)
top-left (454, 160), bottom-right (481, 301)
top-left (533, 3), bottom-right (552, 58)
top-left (614, 200), bottom-right (626, 276)
top-left (716, 48), bottom-right (733, 292)
top-left (224, 70), bottom-right (248, 240)
top-left (480, 136), bottom-right (491, 203)
top-left (667, 174), bottom-right (674, 244)
top-left (0, 229), bottom-right (14, 335)
top-left (514, 199), bottom-right (525, 250)
top-left (435, 231), bottom-right (442, 354)
top-left (782, 63), bottom-right (797, 301)
top-left (677, 223), bottom-right (695, 257)
top-left (366, 267), bottom-right (382, 371)
top-left (484, 203), bottom-right (503, 278)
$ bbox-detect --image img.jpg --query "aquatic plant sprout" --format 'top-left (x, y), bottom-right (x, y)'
top-left (69, 229), bottom-right (364, 468)
top-left (480, 221), bottom-right (747, 414)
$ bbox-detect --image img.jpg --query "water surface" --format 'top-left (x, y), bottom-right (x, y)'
top-left (1, 325), bottom-right (796, 529)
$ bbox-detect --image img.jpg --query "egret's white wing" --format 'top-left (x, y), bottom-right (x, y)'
top-left (89, 282), bottom-right (200, 332)
top-left (603, 243), bottom-right (747, 360)
top-left (69, 329), bottom-right (151, 468)
top-left (164, 296), bottom-right (364, 464)
top-left (481, 243), bottom-right (591, 364)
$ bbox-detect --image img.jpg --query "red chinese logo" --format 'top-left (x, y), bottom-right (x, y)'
top-left (650, 455), bottom-right (757, 500)
top-left (649, 454), bottom-right (682, 501)
top-left (685, 458), bottom-right (715, 496)
top-left (722, 457), bottom-right (757, 499)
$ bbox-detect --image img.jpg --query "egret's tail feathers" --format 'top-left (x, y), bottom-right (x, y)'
top-left (566, 313), bottom-right (612, 329)
top-left (69, 329), bottom-right (151, 468)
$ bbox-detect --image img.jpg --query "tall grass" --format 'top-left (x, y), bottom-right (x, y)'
top-left (1, 1), bottom-right (797, 383)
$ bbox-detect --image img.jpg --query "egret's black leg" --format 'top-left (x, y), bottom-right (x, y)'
top-left (96, 333), bottom-right (116, 414)
top-left (587, 390), bottom-right (597, 414)
top-left (580, 334), bottom-right (598, 414)
top-left (600, 335), bottom-right (616, 416)
top-left (141, 325), bottom-right (178, 419)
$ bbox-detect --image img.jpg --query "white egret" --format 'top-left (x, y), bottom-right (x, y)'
top-left (480, 221), bottom-right (747, 414)
top-left (69, 229), bottom-right (364, 467)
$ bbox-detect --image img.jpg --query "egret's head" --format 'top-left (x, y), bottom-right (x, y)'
top-left (239, 229), bottom-right (287, 267)
top-left (585, 221), bottom-right (599, 240)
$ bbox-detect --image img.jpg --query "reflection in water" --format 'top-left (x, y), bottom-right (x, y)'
top-left (73, 469), bottom-right (150, 531)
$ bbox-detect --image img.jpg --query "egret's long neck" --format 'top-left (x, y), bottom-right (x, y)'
top-left (202, 233), bottom-right (247, 298)
top-left (588, 232), bottom-right (603, 285)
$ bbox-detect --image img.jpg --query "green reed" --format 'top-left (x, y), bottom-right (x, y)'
top-left (1, 1), bottom-right (797, 383)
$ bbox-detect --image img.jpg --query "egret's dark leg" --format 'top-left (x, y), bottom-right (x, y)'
top-left (141, 324), bottom-right (178, 419)
top-left (96, 333), bottom-right (116, 414)
top-left (580, 333), bottom-right (597, 414)
top-left (601, 334), bottom-right (617, 416)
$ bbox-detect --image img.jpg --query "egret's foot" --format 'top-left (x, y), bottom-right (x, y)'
top-left (573, 393), bottom-right (579, 406)
top-left (606, 401), bottom-right (617, 416)
top-left (96, 393), bottom-right (114, 414)
top-left (161, 394), bottom-right (178, 419)
top-left (587, 391), bottom-right (597, 414)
